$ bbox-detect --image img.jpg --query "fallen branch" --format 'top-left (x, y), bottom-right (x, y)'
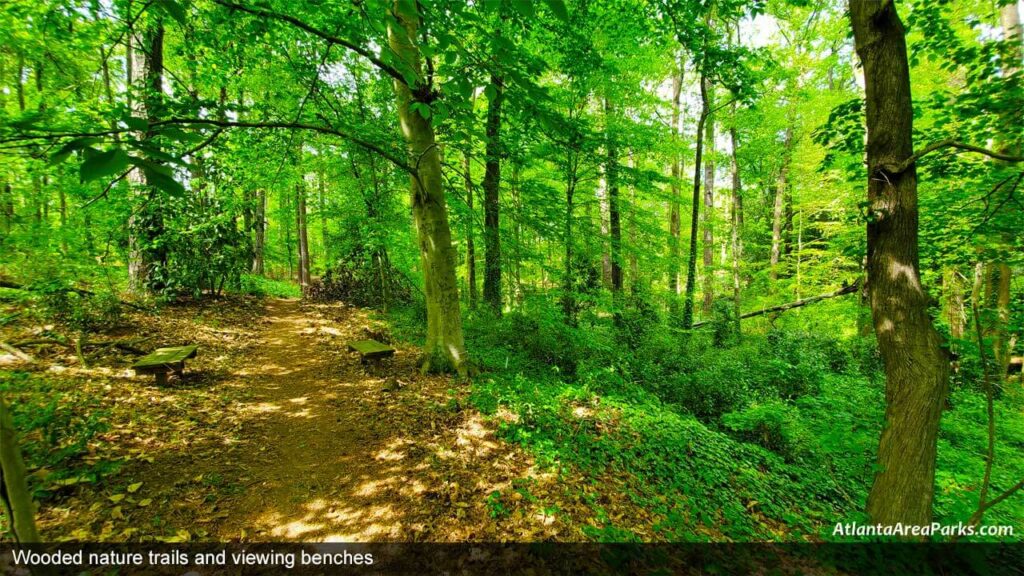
top-left (691, 281), bottom-right (860, 329)
top-left (0, 341), bottom-right (35, 363)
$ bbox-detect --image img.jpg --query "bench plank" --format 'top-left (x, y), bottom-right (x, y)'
top-left (133, 345), bottom-right (198, 374)
top-left (347, 339), bottom-right (395, 360)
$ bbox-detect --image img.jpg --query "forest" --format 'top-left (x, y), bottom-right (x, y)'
top-left (0, 0), bottom-right (1022, 570)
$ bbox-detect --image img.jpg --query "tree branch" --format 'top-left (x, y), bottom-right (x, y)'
top-left (690, 280), bottom-right (859, 328)
top-left (885, 139), bottom-right (1024, 174)
top-left (211, 0), bottom-right (410, 86)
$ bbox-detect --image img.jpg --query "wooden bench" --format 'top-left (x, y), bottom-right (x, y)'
top-left (133, 345), bottom-right (198, 385)
top-left (347, 339), bottom-right (395, 364)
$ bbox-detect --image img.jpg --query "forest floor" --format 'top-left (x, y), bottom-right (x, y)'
top-left (1, 296), bottom-right (605, 542)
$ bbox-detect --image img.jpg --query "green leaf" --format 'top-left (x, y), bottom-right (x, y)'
top-left (511, 0), bottom-right (534, 19)
top-left (142, 166), bottom-right (186, 196)
top-left (484, 84), bottom-right (498, 102)
top-left (80, 149), bottom-right (129, 183)
top-left (157, 0), bottom-right (187, 25)
top-left (124, 117), bottom-right (149, 132)
top-left (542, 0), bottom-right (569, 22)
top-left (50, 138), bottom-right (101, 166)
top-left (484, 0), bottom-right (501, 13)
top-left (411, 102), bottom-right (431, 120)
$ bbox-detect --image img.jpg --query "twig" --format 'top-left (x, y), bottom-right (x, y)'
top-left (0, 341), bottom-right (35, 363)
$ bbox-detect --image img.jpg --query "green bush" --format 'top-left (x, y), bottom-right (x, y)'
top-left (722, 400), bottom-right (810, 461)
top-left (238, 274), bottom-right (302, 298)
top-left (36, 281), bottom-right (124, 333)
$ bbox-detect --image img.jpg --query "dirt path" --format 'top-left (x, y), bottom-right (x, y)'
top-left (24, 297), bottom-right (590, 542)
top-left (187, 299), bottom-right (579, 542)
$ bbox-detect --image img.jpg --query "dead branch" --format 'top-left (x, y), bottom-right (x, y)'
top-left (691, 280), bottom-right (860, 328)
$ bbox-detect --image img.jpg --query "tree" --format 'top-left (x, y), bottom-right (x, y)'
top-left (849, 0), bottom-right (952, 527)
top-left (482, 74), bottom-right (504, 314)
top-left (387, 0), bottom-right (470, 375)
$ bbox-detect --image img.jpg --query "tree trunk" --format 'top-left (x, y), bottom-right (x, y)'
top-left (605, 98), bottom-right (622, 293)
top-left (770, 127), bottom-right (792, 283)
top-left (943, 267), bottom-right (966, 340)
top-left (729, 119), bottom-right (743, 336)
top-left (127, 19), bottom-right (165, 294)
top-left (988, 3), bottom-right (1022, 378)
top-left (296, 181), bottom-right (311, 287)
top-left (850, 0), bottom-right (951, 528)
top-left (59, 185), bottom-right (68, 254)
top-left (463, 150), bottom-right (477, 307)
top-left (701, 77), bottom-right (715, 314)
top-left (388, 0), bottom-right (470, 376)
top-left (627, 150), bottom-right (639, 292)
top-left (252, 189), bottom-right (266, 275)
top-left (318, 171), bottom-right (328, 263)
top-left (563, 176), bottom-right (576, 324)
top-left (668, 58), bottom-right (684, 303)
top-left (482, 75), bottom-right (503, 314)
top-left (0, 396), bottom-right (40, 543)
top-left (682, 71), bottom-right (709, 328)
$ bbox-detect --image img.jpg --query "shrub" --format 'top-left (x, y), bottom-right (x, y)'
top-left (722, 400), bottom-right (810, 461)
top-left (36, 281), bottom-right (124, 333)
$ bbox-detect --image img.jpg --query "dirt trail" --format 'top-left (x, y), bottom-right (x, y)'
top-left (192, 299), bottom-right (575, 541)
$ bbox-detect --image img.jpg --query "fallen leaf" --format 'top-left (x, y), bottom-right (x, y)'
top-left (109, 494), bottom-right (125, 503)
top-left (127, 482), bottom-right (143, 493)
top-left (138, 498), bottom-right (152, 507)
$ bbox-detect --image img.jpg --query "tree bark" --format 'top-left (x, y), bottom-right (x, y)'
top-left (701, 76), bottom-right (715, 314)
top-left (682, 71), bottom-right (709, 328)
top-left (482, 75), bottom-right (503, 314)
top-left (0, 396), bottom-right (40, 543)
top-left (388, 0), bottom-right (470, 376)
top-left (770, 127), bottom-right (792, 283)
top-left (127, 19), bottom-right (166, 294)
top-left (729, 119), bottom-right (743, 336)
top-left (668, 59), bottom-right (684, 302)
top-left (252, 189), bottom-right (266, 275)
top-left (850, 0), bottom-right (951, 528)
top-left (462, 150), bottom-right (477, 307)
top-left (296, 181), bottom-right (311, 287)
top-left (605, 98), bottom-right (622, 293)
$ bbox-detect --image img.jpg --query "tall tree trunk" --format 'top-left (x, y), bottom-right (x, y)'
top-left (388, 0), bottom-right (470, 375)
top-left (252, 189), bottom-right (266, 275)
top-left (597, 176), bottom-right (611, 288)
top-left (0, 396), bottom-right (40, 543)
top-left (730, 120), bottom-right (743, 336)
top-left (127, 19), bottom-right (165, 294)
top-left (682, 70), bottom-right (710, 328)
top-left (770, 127), bottom-right (792, 283)
top-left (59, 186), bottom-right (68, 254)
top-left (701, 77), bottom-right (715, 314)
top-left (627, 150), bottom-right (639, 292)
top-left (463, 150), bottom-right (478, 307)
top-left (511, 162), bottom-right (524, 306)
top-left (850, 0), bottom-right (951, 528)
top-left (482, 75), bottom-right (503, 314)
top-left (318, 170), bottom-right (329, 262)
top-left (668, 58), bottom-right (684, 303)
top-left (563, 175), bottom-right (577, 324)
top-left (296, 181), bottom-right (311, 287)
top-left (605, 98), bottom-right (622, 293)
top-left (988, 2), bottom-right (1022, 378)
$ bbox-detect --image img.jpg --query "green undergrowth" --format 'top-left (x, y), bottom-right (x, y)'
top-left (388, 299), bottom-right (1024, 542)
top-left (237, 274), bottom-right (303, 299)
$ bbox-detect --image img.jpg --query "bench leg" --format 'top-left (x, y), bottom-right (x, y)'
top-left (154, 371), bottom-right (169, 386)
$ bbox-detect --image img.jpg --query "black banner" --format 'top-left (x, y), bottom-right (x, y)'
top-left (1, 543), bottom-right (1023, 575)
